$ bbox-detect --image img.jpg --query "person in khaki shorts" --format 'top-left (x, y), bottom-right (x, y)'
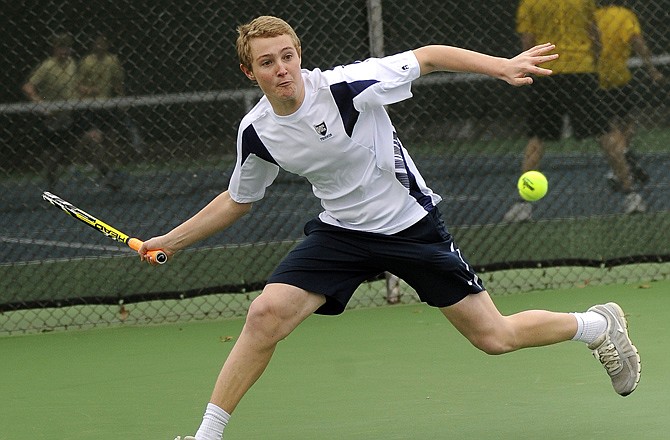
top-left (22, 33), bottom-right (79, 186)
top-left (78, 34), bottom-right (127, 189)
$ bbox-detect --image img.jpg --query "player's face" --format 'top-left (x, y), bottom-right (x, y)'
top-left (243, 35), bottom-right (304, 115)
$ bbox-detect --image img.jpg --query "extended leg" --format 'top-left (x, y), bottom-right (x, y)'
top-left (182, 284), bottom-right (326, 440)
top-left (441, 291), bottom-right (640, 396)
top-left (211, 283), bottom-right (326, 413)
top-left (440, 290), bottom-right (576, 354)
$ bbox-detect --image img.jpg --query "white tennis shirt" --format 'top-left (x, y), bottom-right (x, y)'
top-left (229, 50), bottom-right (442, 234)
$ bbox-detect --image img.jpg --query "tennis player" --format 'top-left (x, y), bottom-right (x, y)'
top-left (139, 16), bottom-right (641, 440)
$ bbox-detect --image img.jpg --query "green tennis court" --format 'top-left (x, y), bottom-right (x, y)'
top-left (2, 280), bottom-right (668, 439)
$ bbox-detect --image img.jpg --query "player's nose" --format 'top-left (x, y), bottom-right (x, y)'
top-left (276, 62), bottom-right (289, 75)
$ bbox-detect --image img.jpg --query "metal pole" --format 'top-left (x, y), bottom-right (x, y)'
top-left (366, 0), bottom-right (385, 57)
top-left (367, 1), bottom-right (402, 303)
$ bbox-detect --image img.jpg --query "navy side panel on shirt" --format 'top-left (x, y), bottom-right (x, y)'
top-left (241, 124), bottom-right (278, 165)
top-left (332, 79), bottom-right (433, 212)
top-left (395, 137), bottom-right (434, 210)
top-left (330, 80), bottom-right (378, 137)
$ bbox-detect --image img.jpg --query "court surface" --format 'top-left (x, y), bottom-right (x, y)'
top-left (1, 280), bottom-right (669, 439)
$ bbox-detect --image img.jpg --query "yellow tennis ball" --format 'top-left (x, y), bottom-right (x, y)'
top-left (517, 171), bottom-right (548, 202)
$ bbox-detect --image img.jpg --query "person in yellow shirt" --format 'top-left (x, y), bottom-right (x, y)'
top-left (596, 1), bottom-right (664, 214)
top-left (504, 0), bottom-right (603, 222)
top-left (79, 34), bottom-right (125, 99)
top-left (22, 33), bottom-right (80, 186)
top-left (78, 34), bottom-right (126, 189)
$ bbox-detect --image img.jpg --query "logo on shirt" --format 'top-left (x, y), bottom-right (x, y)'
top-left (401, 64), bottom-right (409, 71)
top-left (314, 121), bottom-right (333, 141)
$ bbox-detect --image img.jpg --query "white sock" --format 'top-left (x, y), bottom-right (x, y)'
top-left (194, 403), bottom-right (230, 440)
top-left (571, 311), bottom-right (607, 345)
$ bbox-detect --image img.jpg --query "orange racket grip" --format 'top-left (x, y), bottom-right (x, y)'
top-left (127, 238), bottom-right (168, 264)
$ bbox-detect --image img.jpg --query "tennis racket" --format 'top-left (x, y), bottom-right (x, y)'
top-left (42, 191), bottom-right (167, 264)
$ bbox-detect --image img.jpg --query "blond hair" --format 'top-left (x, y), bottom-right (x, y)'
top-left (236, 16), bottom-right (301, 71)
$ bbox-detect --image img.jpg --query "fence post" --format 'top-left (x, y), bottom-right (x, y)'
top-left (367, 0), bottom-right (385, 57)
top-left (367, 0), bottom-right (403, 303)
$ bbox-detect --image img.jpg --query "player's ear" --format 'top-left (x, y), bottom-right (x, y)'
top-left (240, 64), bottom-right (255, 81)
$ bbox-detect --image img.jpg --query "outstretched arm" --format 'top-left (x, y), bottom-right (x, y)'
top-left (413, 42), bottom-right (558, 86)
top-left (139, 190), bottom-right (252, 264)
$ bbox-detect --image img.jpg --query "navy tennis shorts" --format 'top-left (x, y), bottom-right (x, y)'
top-left (267, 207), bottom-right (485, 315)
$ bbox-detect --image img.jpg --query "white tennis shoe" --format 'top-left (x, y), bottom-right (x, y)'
top-left (587, 302), bottom-right (641, 396)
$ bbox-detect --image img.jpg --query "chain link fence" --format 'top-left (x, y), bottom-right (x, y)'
top-left (1, 0), bottom-right (669, 334)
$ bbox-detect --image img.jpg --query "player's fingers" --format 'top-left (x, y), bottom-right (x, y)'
top-left (533, 66), bottom-right (553, 76)
top-left (512, 75), bottom-right (534, 87)
top-left (528, 42), bottom-right (555, 55)
top-left (137, 237), bottom-right (172, 265)
top-left (137, 239), bottom-right (158, 265)
top-left (534, 54), bottom-right (558, 65)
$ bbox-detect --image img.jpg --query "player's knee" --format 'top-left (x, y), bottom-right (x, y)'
top-left (246, 296), bottom-right (278, 327)
top-left (245, 295), bottom-right (289, 342)
top-left (469, 331), bottom-right (516, 355)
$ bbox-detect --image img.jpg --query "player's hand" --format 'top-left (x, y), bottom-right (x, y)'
top-left (139, 235), bottom-right (177, 266)
top-left (503, 42), bottom-right (558, 86)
